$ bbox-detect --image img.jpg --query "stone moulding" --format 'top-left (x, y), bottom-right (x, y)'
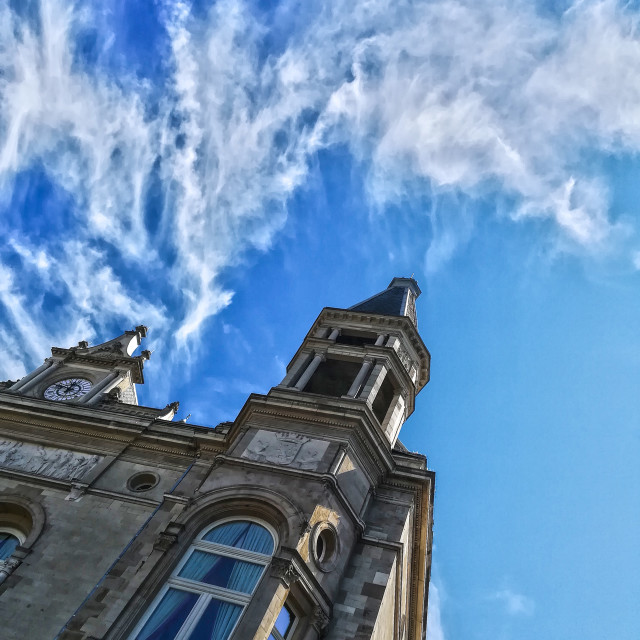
top-left (214, 454), bottom-right (367, 535)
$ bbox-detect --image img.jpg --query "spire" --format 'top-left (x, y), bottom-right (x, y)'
top-left (349, 277), bottom-right (421, 326)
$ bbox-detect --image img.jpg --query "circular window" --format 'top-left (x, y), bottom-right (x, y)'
top-left (312, 523), bottom-right (339, 572)
top-left (127, 472), bottom-right (159, 493)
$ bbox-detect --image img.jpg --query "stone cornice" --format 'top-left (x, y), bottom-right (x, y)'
top-left (51, 349), bottom-right (146, 384)
top-left (0, 396), bottom-right (226, 461)
top-left (214, 454), bottom-right (366, 534)
top-left (231, 392), bottom-right (397, 481)
top-left (317, 308), bottom-right (430, 389)
top-left (0, 465), bottom-right (161, 507)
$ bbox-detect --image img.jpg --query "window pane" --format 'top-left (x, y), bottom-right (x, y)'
top-left (274, 603), bottom-right (294, 636)
top-left (135, 588), bottom-right (199, 640)
top-left (188, 598), bottom-right (242, 640)
top-left (179, 551), bottom-right (264, 593)
top-left (0, 533), bottom-right (19, 560)
top-left (203, 521), bottom-right (274, 555)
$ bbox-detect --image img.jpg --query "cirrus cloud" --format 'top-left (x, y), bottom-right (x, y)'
top-left (1, 0), bottom-right (640, 381)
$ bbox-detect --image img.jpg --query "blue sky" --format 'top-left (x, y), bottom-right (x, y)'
top-left (0, 1), bottom-right (639, 638)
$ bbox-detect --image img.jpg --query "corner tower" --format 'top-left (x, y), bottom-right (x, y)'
top-left (279, 277), bottom-right (429, 447)
top-left (0, 280), bottom-right (435, 640)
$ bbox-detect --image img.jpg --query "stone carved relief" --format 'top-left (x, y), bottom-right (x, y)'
top-left (270, 557), bottom-right (301, 588)
top-left (0, 439), bottom-right (101, 481)
top-left (311, 606), bottom-right (331, 632)
top-left (241, 430), bottom-right (329, 470)
top-left (395, 341), bottom-right (413, 374)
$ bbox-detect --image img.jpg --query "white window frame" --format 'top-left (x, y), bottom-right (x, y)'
top-left (129, 517), bottom-right (276, 640)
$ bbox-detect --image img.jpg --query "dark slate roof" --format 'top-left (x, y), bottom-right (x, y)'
top-left (348, 277), bottom-right (420, 326)
top-left (350, 285), bottom-right (406, 316)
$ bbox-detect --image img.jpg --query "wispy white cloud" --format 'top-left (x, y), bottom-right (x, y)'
top-left (427, 581), bottom-right (446, 640)
top-left (491, 587), bottom-right (535, 616)
top-left (1, 0), bottom-right (640, 382)
top-left (316, 0), bottom-right (640, 261)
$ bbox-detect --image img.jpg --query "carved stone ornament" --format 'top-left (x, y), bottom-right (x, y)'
top-left (107, 387), bottom-right (123, 402)
top-left (95, 342), bottom-right (124, 354)
top-left (154, 522), bottom-right (184, 552)
top-left (311, 606), bottom-right (330, 632)
top-left (241, 430), bottom-right (329, 470)
top-left (270, 557), bottom-right (301, 588)
top-left (0, 439), bottom-right (102, 481)
top-left (65, 483), bottom-right (87, 502)
top-left (395, 341), bottom-right (413, 374)
top-left (154, 532), bottom-right (179, 553)
top-left (298, 518), bottom-right (312, 536)
top-left (0, 557), bottom-right (21, 581)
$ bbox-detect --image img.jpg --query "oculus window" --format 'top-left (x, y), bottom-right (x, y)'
top-left (130, 519), bottom-right (275, 640)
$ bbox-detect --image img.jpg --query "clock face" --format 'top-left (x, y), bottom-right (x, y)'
top-left (44, 378), bottom-right (93, 401)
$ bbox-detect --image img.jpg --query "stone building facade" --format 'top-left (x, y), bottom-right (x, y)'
top-left (0, 277), bottom-right (434, 640)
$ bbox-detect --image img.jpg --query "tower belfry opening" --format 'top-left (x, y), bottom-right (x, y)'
top-left (0, 278), bottom-right (434, 640)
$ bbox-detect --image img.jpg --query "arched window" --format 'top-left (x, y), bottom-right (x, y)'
top-left (0, 501), bottom-right (32, 561)
top-left (0, 530), bottom-right (20, 560)
top-left (131, 519), bottom-right (275, 640)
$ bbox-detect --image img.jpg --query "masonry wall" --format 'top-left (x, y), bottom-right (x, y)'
top-left (326, 495), bottom-right (413, 640)
top-left (0, 478), bottom-right (153, 640)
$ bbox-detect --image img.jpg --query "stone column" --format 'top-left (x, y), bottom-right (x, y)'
top-left (361, 362), bottom-right (388, 407)
top-left (8, 359), bottom-right (54, 392)
top-left (374, 334), bottom-right (386, 346)
top-left (80, 371), bottom-right (120, 405)
top-left (346, 358), bottom-right (374, 398)
top-left (383, 392), bottom-right (407, 444)
top-left (294, 353), bottom-right (325, 391)
top-left (327, 327), bottom-right (341, 341)
top-left (329, 444), bottom-right (348, 475)
top-left (385, 335), bottom-right (400, 349)
top-left (280, 353), bottom-right (312, 387)
top-left (15, 360), bottom-right (61, 394)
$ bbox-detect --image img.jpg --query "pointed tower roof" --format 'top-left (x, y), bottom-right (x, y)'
top-left (349, 277), bottom-right (421, 326)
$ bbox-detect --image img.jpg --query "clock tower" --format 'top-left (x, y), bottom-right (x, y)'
top-left (0, 278), bottom-right (434, 640)
top-left (4, 325), bottom-right (151, 407)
